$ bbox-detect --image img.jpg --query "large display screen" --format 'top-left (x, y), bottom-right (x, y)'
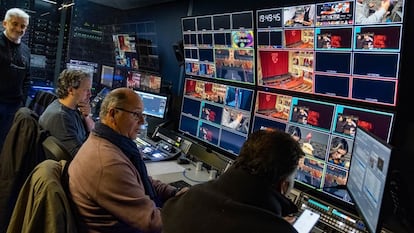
top-left (252, 90), bottom-right (394, 205)
top-left (256, 1), bottom-right (404, 106)
top-left (178, 0), bottom-right (404, 209)
top-left (347, 127), bottom-right (393, 233)
top-left (178, 78), bottom-right (254, 156)
top-left (134, 90), bottom-right (168, 119)
top-left (182, 11), bottom-right (255, 86)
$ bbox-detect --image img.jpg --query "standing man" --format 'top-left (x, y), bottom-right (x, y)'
top-left (0, 8), bottom-right (31, 150)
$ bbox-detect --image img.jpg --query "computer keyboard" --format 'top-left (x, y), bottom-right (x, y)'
top-left (169, 180), bottom-right (192, 189)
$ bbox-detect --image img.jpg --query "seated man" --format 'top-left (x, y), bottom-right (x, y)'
top-left (68, 87), bottom-right (188, 233)
top-left (39, 69), bottom-right (95, 157)
top-left (162, 129), bottom-right (305, 233)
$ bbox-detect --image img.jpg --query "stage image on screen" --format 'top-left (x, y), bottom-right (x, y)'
top-left (256, 0), bottom-right (405, 106)
top-left (182, 11), bottom-right (256, 85)
top-left (289, 97), bottom-right (335, 132)
top-left (258, 49), bottom-right (314, 93)
top-left (138, 72), bottom-right (162, 93)
top-left (333, 104), bottom-right (394, 142)
top-left (126, 71), bottom-right (141, 89)
top-left (179, 78), bottom-right (254, 156)
top-left (254, 91), bottom-right (292, 121)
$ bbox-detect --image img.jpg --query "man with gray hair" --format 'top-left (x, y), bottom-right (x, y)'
top-left (0, 8), bottom-right (31, 151)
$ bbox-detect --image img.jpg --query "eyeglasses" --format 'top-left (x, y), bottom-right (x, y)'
top-left (114, 107), bottom-right (144, 121)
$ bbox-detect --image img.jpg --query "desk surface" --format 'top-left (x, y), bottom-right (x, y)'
top-left (147, 161), bottom-right (211, 186)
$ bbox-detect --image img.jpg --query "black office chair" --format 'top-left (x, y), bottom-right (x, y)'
top-left (28, 90), bottom-right (57, 116)
top-left (43, 135), bottom-right (72, 161)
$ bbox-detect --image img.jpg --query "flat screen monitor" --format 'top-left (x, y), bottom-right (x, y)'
top-left (66, 63), bottom-right (95, 78)
top-left (178, 78), bottom-right (254, 157)
top-left (134, 90), bottom-right (168, 119)
top-left (347, 126), bottom-right (393, 233)
top-left (68, 59), bottom-right (98, 75)
top-left (100, 65), bottom-right (114, 88)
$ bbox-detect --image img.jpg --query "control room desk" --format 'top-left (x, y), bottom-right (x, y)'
top-left (146, 161), bottom-right (211, 186)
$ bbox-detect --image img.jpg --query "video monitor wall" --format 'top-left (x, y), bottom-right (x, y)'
top-left (252, 89), bottom-right (395, 205)
top-left (256, 1), bottom-right (405, 106)
top-left (178, 0), bottom-right (404, 209)
top-left (182, 11), bottom-right (256, 86)
top-left (178, 78), bottom-right (254, 156)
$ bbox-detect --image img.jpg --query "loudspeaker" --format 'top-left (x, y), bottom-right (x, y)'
top-left (172, 40), bottom-right (184, 66)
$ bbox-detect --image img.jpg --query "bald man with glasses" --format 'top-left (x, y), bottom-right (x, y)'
top-left (68, 87), bottom-right (188, 233)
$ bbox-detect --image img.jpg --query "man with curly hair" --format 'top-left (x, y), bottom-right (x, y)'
top-left (39, 69), bottom-right (95, 157)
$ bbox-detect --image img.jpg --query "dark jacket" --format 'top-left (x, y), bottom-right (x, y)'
top-left (0, 107), bottom-right (48, 233)
top-left (161, 167), bottom-right (299, 233)
top-left (0, 33), bottom-right (31, 104)
top-left (6, 160), bottom-right (78, 233)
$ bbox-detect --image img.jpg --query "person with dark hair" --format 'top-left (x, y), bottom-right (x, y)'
top-left (68, 87), bottom-right (188, 233)
top-left (328, 137), bottom-right (349, 167)
top-left (0, 8), bottom-right (31, 151)
top-left (162, 129), bottom-right (305, 233)
top-left (39, 69), bottom-right (95, 157)
top-left (288, 125), bottom-right (302, 142)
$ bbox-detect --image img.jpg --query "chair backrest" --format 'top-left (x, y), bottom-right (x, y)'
top-left (0, 107), bottom-right (49, 232)
top-left (6, 159), bottom-right (78, 233)
top-left (28, 90), bottom-right (57, 116)
top-left (43, 135), bottom-right (72, 161)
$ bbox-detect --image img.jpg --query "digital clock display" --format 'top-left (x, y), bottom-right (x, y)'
top-left (257, 9), bottom-right (282, 28)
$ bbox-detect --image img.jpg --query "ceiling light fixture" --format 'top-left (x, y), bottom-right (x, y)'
top-left (58, 2), bottom-right (75, 10)
top-left (40, 12), bottom-right (51, 17)
top-left (40, 0), bottom-right (57, 4)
